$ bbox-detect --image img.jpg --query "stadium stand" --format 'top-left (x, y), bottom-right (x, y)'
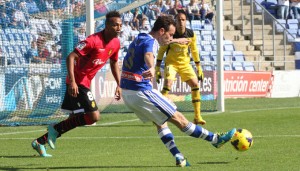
top-left (1, 0), bottom-right (277, 126)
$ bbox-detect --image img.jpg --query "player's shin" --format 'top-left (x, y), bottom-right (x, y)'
top-left (191, 87), bottom-right (206, 125)
top-left (158, 127), bottom-right (184, 160)
top-left (182, 122), bottom-right (217, 143)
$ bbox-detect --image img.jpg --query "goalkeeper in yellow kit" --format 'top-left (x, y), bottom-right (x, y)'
top-left (155, 11), bottom-right (206, 125)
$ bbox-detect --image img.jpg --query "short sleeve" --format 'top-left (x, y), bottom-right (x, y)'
top-left (74, 36), bottom-right (93, 57)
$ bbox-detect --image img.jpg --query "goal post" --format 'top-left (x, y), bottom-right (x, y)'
top-left (216, 0), bottom-right (225, 112)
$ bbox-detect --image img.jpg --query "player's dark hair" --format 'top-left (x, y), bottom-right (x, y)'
top-left (105, 10), bottom-right (121, 25)
top-left (175, 10), bottom-right (187, 19)
top-left (151, 15), bottom-right (176, 32)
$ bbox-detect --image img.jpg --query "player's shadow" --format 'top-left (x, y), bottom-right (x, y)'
top-left (0, 165), bottom-right (175, 171)
top-left (197, 161), bottom-right (231, 164)
top-left (0, 155), bottom-right (35, 158)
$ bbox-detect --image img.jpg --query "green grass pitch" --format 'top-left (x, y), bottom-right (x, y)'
top-left (0, 97), bottom-right (299, 171)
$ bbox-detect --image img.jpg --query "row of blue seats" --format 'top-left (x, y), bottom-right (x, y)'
top-left (0, 45), bottom-right (30, 56)
top-left (202, 61), bottom-right (255, 71)
top-left (200, 51), bottom-right (245, 62)
top-left (198, 43), bottom-right (235, 52)
top-left (0, 33), bottom-right (31, 42)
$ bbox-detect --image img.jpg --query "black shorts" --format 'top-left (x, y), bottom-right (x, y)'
top-left (61, 85), bottom-right (98, 113)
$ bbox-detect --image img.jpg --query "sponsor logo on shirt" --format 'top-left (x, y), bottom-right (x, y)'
top-left (121, 71), bottom-right (142, 82)
top-left (99, 48), bottom-right (105, 52)
top-left (76, 42), bottom-right (86, 50)
top-left (92, 59), bottom-right (105, 65)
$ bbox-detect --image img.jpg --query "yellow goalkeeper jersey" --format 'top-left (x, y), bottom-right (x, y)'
top-left (157, 28), bottom-right (200, 66)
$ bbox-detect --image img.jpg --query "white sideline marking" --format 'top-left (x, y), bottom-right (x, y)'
top-left (0, 106), bottom-right (298, 136)
top-left (229, 106), bottom-right (300, 113)
top-left (97, 119), bottom-right (139, 126)
top-left (0, 134), bottom-right (299, 140)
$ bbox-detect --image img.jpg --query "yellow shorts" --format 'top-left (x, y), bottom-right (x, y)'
top-left (164, 64), bottom-right (197, 82)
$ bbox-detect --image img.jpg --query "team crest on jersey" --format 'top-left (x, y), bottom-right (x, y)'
top-left (91, 101), bottom-right (95, 108)
top-left (76, 42), bottom-right (86, 50)
top-left (108, 49), bottom-right (113, 56)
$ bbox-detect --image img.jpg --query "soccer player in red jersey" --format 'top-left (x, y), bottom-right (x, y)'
top-left (31, 11), bottom-right (122, 157)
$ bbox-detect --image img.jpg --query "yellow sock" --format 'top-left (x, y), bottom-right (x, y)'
top-left (191, 86), bottom-right (202, 120)
top-left (161, 86), bottom-right (170, 96)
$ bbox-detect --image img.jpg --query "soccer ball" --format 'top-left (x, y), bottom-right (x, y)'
top-left (230, 129), bottom-right (253, 151)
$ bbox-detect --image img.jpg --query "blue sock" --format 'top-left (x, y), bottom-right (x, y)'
top-left (182, 122), bottom-right (218, 143)
top-left (158, 127), bottom-right (184, 159)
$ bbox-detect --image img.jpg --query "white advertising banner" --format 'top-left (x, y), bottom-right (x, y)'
top-left (270, 71), bottom-right (300, 98)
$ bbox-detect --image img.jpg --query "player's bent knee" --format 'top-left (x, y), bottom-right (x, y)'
top-left (86, 111), bottom-right (100, 123)
top-left (169, 111), bottom-right (189, 129)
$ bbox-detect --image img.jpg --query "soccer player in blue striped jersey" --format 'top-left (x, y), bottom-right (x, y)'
top-left (120, 15), bottom-right (236, 167)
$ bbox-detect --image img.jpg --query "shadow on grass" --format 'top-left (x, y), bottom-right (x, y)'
top-left (197, 161), bottom-right (231, 164)
top-left (0, 155), bottom-right (37, 158)
top-left (0, 165), bottom-right (175, 170)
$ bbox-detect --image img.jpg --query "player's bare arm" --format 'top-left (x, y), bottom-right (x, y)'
top-left (66, 52), bottom-right (79, 97)
top-left (142, 52), bottom-right (155, 80)
top-left (110, 59), bottom-right (121, 101)
top-left (169, 38), bottom-right (191, 45)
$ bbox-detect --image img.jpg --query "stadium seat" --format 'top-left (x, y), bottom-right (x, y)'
top-left (194, 30), bottom-right (200, 37)
top-left (0, 33), bottom-right (7, 40)
top-left (202, 64), bottom-right (214, 71)
top-left (210, 51), bottom-right (217, 62)
top-left (202, 44), bottom-right (213, 52)
top-left (212, 44), bottom-right (217, 51)
top-left (255, 0), bottom-right (264, 13)
top-left (275, 19), bottom-right (286, 33)
top-left (224, 62), bottom-right (232, 70)
top-left (201, 30), bottom-right (212, 35)
top-left (186, 20), bottom-right (191, 29)
top-left (243, 61), bottom-right (255, 71)
top-left (19, 45), bottom-right (27, 54)
top-left (7, 46), bottom-right (14, 54)
top-left (287, 29), bottom-right (297, 42)
top-left (287, 19), bottom-right (298, 25)
top-left (191, 20), bottom-right (202, 31)
top-left (7, 33), bottom-right (15, 41)
top-left (201, 40), bottom-right (211, 45)
top-left (200, 51), bottom-right (211, 62)
top-left (223, 51), bottom-right (233, 61)
top-left (288, 23), bottom-right (298, 30)
top-left (10, 28), bottom-right (18, 33)
top-left (223, 40), bottom-right (235, 51)
top-left (4, 28), bottom-right (11, 34)
top-left (202, 34), bottom-right (213, 41)
top-left (14, 46), bottom-right (22, 54)
top-left (232, 62), bottom-right (244, 71)
top-left (203, 24), bottom-right (213, 30)
top-left (232, 51), bottom-right (245, 61)
top-left (1, 46), bottom-right (8, 53)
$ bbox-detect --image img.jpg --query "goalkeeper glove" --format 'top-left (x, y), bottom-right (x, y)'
top-left (155, 66), bottom-right (162, 84)
top-left (196, 65), bottom-right (204, 82)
